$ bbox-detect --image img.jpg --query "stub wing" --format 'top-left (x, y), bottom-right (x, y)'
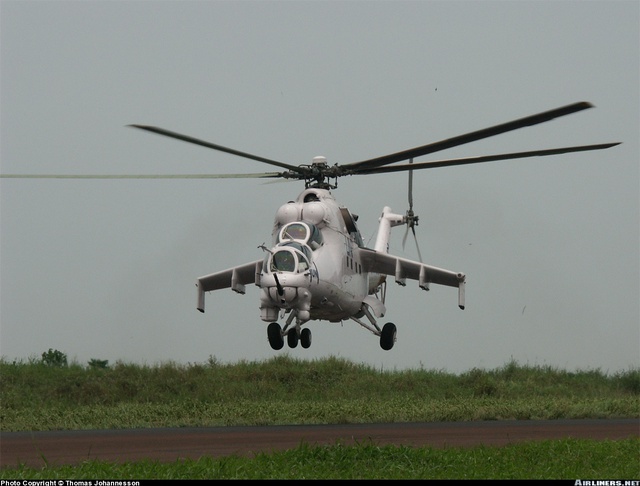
top-left (359, 248), bottom-right (466, 309)
top-left (196, 259), bottom-right (263, 313)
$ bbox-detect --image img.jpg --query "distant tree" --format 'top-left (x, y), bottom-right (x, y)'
top-left (88, 358), bottom-right (109, 369)
top-left (41, 348), bottom-right (68, 367)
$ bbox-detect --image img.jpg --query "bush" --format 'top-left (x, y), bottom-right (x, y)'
top-left (40, 348), bottom-right (67, 367)
top-left (88, 359), bottom-right (109, 369)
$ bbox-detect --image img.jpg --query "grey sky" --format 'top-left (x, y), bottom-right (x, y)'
top-left (1, 0), bottom-right (638, 373)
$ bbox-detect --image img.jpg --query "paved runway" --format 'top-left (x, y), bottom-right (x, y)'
top-left (2, 419), bottom-right (638, 469)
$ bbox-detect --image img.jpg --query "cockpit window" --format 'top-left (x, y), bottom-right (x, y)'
top-left (280, 223), bottom-right (308, 241)
top-left (277, 221), bottom-right (323, 249)
top-left (307, 223), bottom-right (323, 248)
top-left (280, 241), bottom-right (312, 262)
top-left (271, 250), bottom-right (296, 272)
top-left (269, 246), bottom-right (311, 273)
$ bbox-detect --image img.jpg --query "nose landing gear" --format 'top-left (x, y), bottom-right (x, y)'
top-left (267, 322), bottom-right (284, 350)
top-left (267, 322), bottom-right (313, 350)
top-left (287, 329), bottom-right (299, 348)
top-left (300, 328), bottom-right (312, 348)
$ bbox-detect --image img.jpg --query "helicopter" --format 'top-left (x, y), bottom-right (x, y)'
top-left (1, 101), bottom-right (620, 351)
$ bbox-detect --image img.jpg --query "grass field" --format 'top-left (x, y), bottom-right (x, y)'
top-left (2, 439), bottom-right (638, 479)
top-left (1, 354), bottom-right (638, 478)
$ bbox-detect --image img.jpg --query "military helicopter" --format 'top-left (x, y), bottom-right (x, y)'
top-left (1, 102), bottom-right (619, 350)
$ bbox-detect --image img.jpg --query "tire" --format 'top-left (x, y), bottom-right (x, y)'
top-left (300, 328), bottom-right (312, 349)
top-left (267, 322), bottom-right (284, 350)
top-left (287, 329), bottom-right (299, 348)
top-left (380, 322), bottom-right (397, 350)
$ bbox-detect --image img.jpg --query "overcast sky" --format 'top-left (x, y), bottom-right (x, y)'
top-left (1, 0), bottom-right (638, 373)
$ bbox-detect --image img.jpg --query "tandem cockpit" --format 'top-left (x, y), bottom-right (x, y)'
top-left (259, 220), bottom-right (322, 324)
top-left (263, 221), bottom-right (322, 275)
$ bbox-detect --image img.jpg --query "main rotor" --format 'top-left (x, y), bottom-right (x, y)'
top-left (1, 102), bottom-right (620, 189)
top-left (126, 101), bottom-right (619, 190)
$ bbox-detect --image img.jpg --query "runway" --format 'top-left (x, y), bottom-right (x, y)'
top-left (2, 419), bottom-right (638, 469)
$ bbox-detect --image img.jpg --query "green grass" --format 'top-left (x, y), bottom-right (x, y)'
top-left (2, 439), bottom-right (638, 479)
top-left (1, 355), bottom-right (638, 431)
top-left (1, 355), bottom-right (638, 478)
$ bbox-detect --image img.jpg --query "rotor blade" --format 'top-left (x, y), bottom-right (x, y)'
top-left (129, 125), bottom-right (303, 173)
top-left (412, 226), bottom-right (423, 263)
top-left (403, 158), bottom-right (414, 251)
top-left (342, 101), bottom-right (597, 171)
top-left (402, 224), bottom-right (409, 251)
top-left (0, 172), bottom-right (285, 179)
top-left (408, 158), bottom-right (414, 210)
top-left (350, 143), bottom-right (621, 175)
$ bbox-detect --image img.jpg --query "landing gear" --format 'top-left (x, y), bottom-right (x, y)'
top-left (287, 329), bottom-right (299, 348)
top-left (268, 322), bottom-right (312, 350)
top-left (300, 328), bottom-right (312, 348)
top-left (286, 328), bottom-right (312, 349)
top-left (267, 322), bottom-right (284, 350)
top-left (380, 322), bottom-right (397, 351)
top-left (349, 301), bottom-right (398, 350)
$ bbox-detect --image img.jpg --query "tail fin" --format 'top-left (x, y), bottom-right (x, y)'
top-left (373, 207), bottom-right (405, 254)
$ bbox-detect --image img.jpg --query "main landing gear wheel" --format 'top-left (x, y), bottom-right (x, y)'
top-left (287, 330), bottom-right (299, 348)
top-left (267, 322), bottom-right (284, 350)
top-left (300, 328), bottom-right (312, 349)
top-left (380, 322), bottom-right (397, 351)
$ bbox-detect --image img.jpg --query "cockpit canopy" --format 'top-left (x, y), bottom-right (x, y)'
top-left (265, 242), bottom-right (312, 274)
top-left (276, 221), bottom-right (323, 250)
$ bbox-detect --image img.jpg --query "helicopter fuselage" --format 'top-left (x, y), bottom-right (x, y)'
top-left (196, 185), bottom-right (465, 350)
top-left (259, 187), bottom-right (371, 324)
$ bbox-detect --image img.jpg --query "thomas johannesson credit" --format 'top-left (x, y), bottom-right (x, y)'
top-left (2, 482), bottom-right (141, 486)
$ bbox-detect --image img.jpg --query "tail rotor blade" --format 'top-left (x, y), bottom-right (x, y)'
top-left (403, 158), bottom-right (421, 259)
top-left (403, 158), bottom-right (414, 251)
top-left (408, 158), bottom-right (414, 210)
top-left (402, 224), bottom-right (409, 250)
top-left (412, 226), bottom-right (423, 263)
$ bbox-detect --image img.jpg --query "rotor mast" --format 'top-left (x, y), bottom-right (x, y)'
top-left (305, 155), bottom-right (338, 189)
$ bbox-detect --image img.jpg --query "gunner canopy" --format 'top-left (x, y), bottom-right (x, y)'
top-left (267, 242), bottom-right (311, 273)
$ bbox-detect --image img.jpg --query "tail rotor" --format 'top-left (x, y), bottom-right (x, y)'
top-left (402, 159), bottom-right (423, 262)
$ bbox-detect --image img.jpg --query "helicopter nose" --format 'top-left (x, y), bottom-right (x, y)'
top-left (268, 286), bottom-right (310, 305)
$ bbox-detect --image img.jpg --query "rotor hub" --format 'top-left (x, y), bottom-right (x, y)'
top-left (312, 156), bottom-right (328, 167)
